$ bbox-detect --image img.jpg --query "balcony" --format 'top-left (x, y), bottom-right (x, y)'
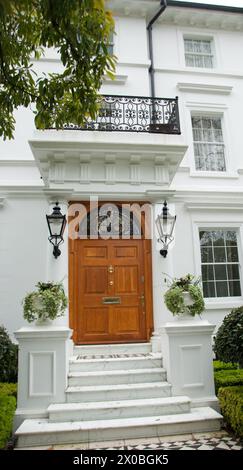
top-left (61, 95), bottom-right (181, 134)
top-left (30, 94), bottom-right (186, 196)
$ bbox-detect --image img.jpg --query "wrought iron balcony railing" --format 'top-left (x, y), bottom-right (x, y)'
top-left (62, 95), bottom-right (180, 134)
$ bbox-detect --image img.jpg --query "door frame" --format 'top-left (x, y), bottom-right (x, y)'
top-left (68, 201), bottom-right (154, 344)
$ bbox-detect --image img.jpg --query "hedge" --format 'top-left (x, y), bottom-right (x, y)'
top-left (218, 386), bottom-right (243, 439)
top-left (0, 383), bottom-right (17, 398)
top-left (213, 360), bottom-right (238, 372)
top-left (0, 383), bottom-right (17, 449)
top-left (214, 369), bottom-right (243, 394)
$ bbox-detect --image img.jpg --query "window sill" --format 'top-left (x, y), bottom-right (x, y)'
top-left (190, 171), bottom-right (238, 179)
top-left (205, 298), bottom-right (243, 310)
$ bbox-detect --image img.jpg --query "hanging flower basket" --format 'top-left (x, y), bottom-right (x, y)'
top-left (23, 282), bottom-right (68, 324)
top-left (164, 274), bottom-right (205, 317)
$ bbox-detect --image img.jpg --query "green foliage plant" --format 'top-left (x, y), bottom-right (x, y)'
top-left (164, 274), bottom-right (205, 317)
top-left (0, 326), bottom-right (18, 383)
top-left (0, 0), bottom-right (116, 140)
top-left (214, 307), bottom-right (243, 368)
top-left (214, 369), bottom-right (243, 394)
top-left (218, 386), bottom-right (243, 438)
top-left (23, 281), bottom-right (68, 323)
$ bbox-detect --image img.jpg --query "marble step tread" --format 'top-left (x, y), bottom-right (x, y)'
top-left (48, 396), bottom-right (191, 422)
top-left (70, 353), bottom-right (162, 363)
top-left (66, 381), bottom-right (171, 394)
top-left (15, 408), bottom-right (222, 447)
top-left (68, 367), bottom-right (166, 378)
top-left (66, 381), bottom-right (171, 402)
top-left (73, 343), bottom-right (152, 357)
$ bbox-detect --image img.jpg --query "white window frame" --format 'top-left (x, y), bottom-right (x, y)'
top-left (192, 221), bottom-right (243, 309)
top-left (185, 102), bottom-right (236, 178)
top-left (184, 36), bottom-right (214, 69)
top-left (191, 114), bottom-right (226, 173)
top-left (176, 29), bottom-right (221, 71)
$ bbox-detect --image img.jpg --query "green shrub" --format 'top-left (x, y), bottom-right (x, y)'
top-left (213, 360), bottom-right (238, 372)
top-left (0, 390), bottom-right (16, 449)
top-left (0, 326), bottom-right (18, 383)
top-left (0, 383), bottom-right (17, 398)
top-left (214, 307), bottom-right (243, 368)
top-left (214, 369), bottom-right (243, 394)
top-left (218, 386), bottom-right (243, 439)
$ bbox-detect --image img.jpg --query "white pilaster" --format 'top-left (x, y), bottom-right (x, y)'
top-left (151, 202), bottom-right (175, 333)
top-left (46, 200), bottom-right (69, 326)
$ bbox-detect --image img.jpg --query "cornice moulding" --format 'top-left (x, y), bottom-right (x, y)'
top-left (103, 74), bottom-right (128, 85)
top-left (155, 67), bottom-right (243, 80)
top-left (177, 82), bottom-right (233, 95)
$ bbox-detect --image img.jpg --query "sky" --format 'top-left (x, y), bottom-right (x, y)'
top-left (174, 0), bottom-right (243, 7)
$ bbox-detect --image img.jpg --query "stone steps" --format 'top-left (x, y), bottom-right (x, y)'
top-left (15, 341), bottom-right (222, 448)
top-left (69, 353), bottom-right (162, 372)
top-left (66, 381), bottom-right (172, 403)
top-left (15, 407), bottom-right (222, 447)
top-left (68, 367), bottom-right (167, 386)
top-left (73, 342), bottom-right (152, 357)
top-left (48, 396), bottom-right (190, 422)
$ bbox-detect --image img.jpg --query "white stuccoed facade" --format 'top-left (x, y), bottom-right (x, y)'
top-left (1, 0), bottom-right (243, 445)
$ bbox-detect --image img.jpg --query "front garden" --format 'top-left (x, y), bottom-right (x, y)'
top-left (0, 306), bottom-right (242, 448)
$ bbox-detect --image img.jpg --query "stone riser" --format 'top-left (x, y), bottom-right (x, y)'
top-left (16, 408), bottom-right (222, 447)
top-left (66, 382), bottom-right (172, 403)
top-left (73, 343), bottom-right (152, 357)
top-left (68, 368), bottom-right (167, 386)
top-left (48, 397), bottom-right (190, 422)
top-left (69, 356), bottom-right (162, 372)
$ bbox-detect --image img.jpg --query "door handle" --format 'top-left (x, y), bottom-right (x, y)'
top-left (108, 265), bottom-right (114, 273)
top-left (140, 294), bottom-right (145, 306)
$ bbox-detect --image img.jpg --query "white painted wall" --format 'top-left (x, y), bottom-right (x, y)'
top-left (0, 198), bottom-right (49, 339)
top-left (1, 2), bottom-right (243, 338)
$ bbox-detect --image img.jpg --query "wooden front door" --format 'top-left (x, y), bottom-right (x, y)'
top-left (69, 203), bottom-right (153, 344)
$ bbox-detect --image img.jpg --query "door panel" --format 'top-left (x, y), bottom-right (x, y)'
top-left (75, 239), bottom-right (147, 344)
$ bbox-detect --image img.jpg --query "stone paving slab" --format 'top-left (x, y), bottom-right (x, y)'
top-left (42, 431), bottom-right (242, 451)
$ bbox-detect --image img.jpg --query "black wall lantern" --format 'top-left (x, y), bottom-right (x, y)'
top-left (46, 202), bottom-right (67, 259)
top-left (155, 201), bottom-right (176, 258)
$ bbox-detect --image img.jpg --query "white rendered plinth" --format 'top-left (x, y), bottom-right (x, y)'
top-left (14, 325), bottom-right (72, 429)
top-left (160, 319), bottom-right (219, 410)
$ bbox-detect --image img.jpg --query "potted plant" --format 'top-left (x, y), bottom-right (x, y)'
top-left (23, 281), bottom-right (68, 325)
top-left (164, 274), bottom-right (205, 317)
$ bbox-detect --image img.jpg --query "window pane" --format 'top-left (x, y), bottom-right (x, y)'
top-left (227, 246), bottom-right (239, 262)
top-left (226, 231), bottom-right (237, 246)
top-left (214, 247), bottom-right (226, 262)
top-left (202, 264), bottom-right (214, 281)
top-left (212, 231), bottom-right (225, 246)
top-left (227, 264), bottom-right (240, 280)
top-left (191, 115), bottom-right (225, 172)
top-left (214, 264), bottom-right (227, 280)
top-left (203, 281), bottom-right (216, 298)
top-left (201, 247), bottom-right (213, 263)
top-left (199, 229), bottom-right (241, 299)
top-left (200, 231), bottom-right (213, 246)
top-left (216, 281), bottom-right (228, 297)
top-left (192, 117), bottom-right (201, 128)
top-left (229, 281), bottom-right (241, 296)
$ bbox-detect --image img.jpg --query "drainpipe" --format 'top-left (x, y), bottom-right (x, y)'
top-left (147, 0), bottom-right (167, 99)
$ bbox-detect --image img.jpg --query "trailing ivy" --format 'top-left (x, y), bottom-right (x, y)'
top-left (23, 281), bottom-right (68, 323)
top-left (164, 274), bottom-right (205, 317)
